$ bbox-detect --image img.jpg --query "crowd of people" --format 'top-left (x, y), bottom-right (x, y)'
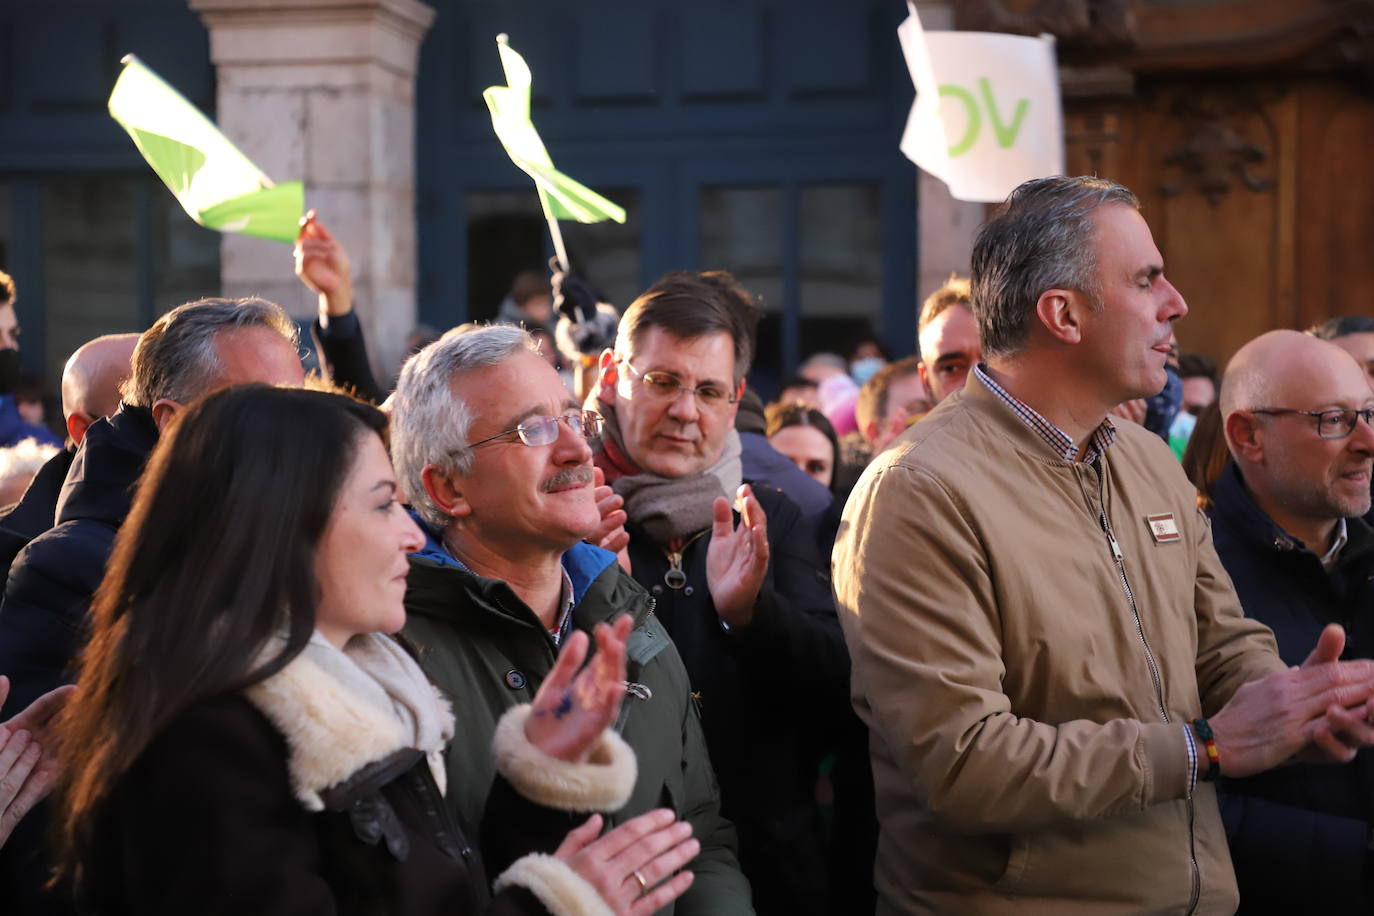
top-left (0, 176), bottom-right (1369, 915)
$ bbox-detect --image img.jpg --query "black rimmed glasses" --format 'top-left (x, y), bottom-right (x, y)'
top-left (465, 409), bottom-right (605, 450)
top-left (618, 359), bottom-right (740, 411)
top-left (1249, 407), bottom-right (1374, 440)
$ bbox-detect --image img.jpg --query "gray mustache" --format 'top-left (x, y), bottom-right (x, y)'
top-left (543, 466), bottom-right (594, 492)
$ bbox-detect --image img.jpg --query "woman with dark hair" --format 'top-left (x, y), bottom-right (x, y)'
top-left (764, 402), bottom-right (840, 492)
top-left (53, 385), bottom-right (696, 916)
top-left (1181, 399), bottom-right (1229, 511)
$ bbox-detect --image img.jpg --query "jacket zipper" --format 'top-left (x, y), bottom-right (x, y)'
top-left (410, 763), bottom-right (471, 864)
top-left (1096, 498), bottom-right (1200, 914)
top-left (1186, 790), bottom-right (1200, 914)
top-left (1098, 510), bottom-right (1168, 723)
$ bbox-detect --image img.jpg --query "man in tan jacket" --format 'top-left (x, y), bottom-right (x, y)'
top-left (833, 176), bottom-right (1374, 914)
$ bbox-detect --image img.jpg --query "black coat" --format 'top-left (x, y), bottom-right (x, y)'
top-left (0, 405), bottom-right (158, 718)
top-left (1210, 462), bottom-right (1374, 914)
top-left (623, 483), bottom-right (870, 916)
top-left (79, 695), bottom-right (549, 916)
top-left (312, 312), bottom-right (384, 403)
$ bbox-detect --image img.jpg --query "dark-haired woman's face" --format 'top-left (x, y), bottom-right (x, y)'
top-left (314, 433), bottom-right (425, 649)
top-left (769, 424), bottom-right (834, 489)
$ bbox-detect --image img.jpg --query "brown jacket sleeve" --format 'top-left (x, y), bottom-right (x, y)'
top-left (834, 463), bottom-right (1192, 835)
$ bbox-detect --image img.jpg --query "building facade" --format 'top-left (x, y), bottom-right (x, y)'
top-left (2, 0), bottom-right (1369, 397)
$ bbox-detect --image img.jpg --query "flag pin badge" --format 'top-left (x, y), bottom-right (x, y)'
top-left (1146, 513), bottom-right (1180, 544)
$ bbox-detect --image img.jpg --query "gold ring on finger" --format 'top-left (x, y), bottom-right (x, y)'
top-left (632, 869), bottom-right (648, 892)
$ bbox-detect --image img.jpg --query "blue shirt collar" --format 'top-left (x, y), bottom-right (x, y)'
top-left (406, 508), bottom-right (617, 607)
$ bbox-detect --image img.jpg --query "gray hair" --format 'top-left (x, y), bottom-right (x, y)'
top-left (971, 176), bottom-right (1140, 358)
top-left (122, 297), bottom-right (298, 407)
top-left (391, 323), bottom-right (541, 530)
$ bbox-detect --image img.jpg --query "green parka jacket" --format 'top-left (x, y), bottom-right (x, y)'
top-left (402, 528), bottom-right (755, 916)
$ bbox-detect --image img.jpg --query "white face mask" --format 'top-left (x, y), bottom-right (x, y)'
top-left (850, 356), bottom-right (886, 386)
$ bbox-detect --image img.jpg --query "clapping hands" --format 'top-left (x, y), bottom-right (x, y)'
top-left (524, 615), bottom-right (634, 764)
top-left (0, 677), bottom-right (74, 847)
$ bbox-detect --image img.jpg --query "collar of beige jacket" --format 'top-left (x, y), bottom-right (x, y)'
top-left (958, 370), bottom-right (1101, 466)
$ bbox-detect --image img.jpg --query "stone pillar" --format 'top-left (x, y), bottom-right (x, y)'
top-left (188, 0), bottom-right (434, 381)
top-left (912, 1), bottom-right (986, 299)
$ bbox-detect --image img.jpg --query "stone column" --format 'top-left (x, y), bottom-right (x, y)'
top-left (912, 1), bottom-right (987, 299)
top-left (188, 0), bottom-right (434, 381)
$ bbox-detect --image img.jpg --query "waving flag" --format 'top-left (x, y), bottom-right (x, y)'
top-left (108, 55), bottom-right (303, 243)
top-left (898, 2), bottom-right (1065, 203)
top-left (483, 35), bottom-right (626, 225)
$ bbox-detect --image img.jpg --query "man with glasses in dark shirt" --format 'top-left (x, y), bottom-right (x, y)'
top-left (589, 271), bottom-right (857, 916)
top-left (1211, 329), bottom-right (1374, 914)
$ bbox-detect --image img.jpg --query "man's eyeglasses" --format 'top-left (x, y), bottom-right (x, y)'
top-left (464, 409), bottom-right (604, 450)
top-left (618, 359), bottom-right (739, 410)
top-left (1249, 407), bottom-right (1374, 440)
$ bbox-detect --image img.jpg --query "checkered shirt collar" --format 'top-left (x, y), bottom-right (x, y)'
top-left (974, 364), bottom-right (1116, 464)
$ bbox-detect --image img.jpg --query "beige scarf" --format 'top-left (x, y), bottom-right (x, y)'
top-left (596, 403), bottom-right (743, 545)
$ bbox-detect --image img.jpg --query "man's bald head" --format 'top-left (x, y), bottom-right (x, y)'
top-left (1220, 330), bottom-right (1356, 420)
top-left (61, 333), bottom-right (139, 445)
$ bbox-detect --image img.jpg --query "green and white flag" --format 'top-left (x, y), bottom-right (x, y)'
top-left (108, 55), bottom-right (303, 243)
top-left (483, 35), bottom-right (626, 225)
top-left (898, 2), bottom-right (1064, 203)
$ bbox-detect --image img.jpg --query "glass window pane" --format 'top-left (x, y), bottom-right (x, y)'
top-left (466, 189), bottom-right (545, 324)
top-left (40, 176), bottom-right (220, 383)
top-left (466, 188), bottom-right (642, 325)
top-left (153, 187), bottom-right (222, 317)
top-left (699, 186), bottom-right (783, 309)
top-left (699, 185), bottom-right (783, 385)
top-left (799, 182), bottom-right (882, 361)
top-left (562, 189), bottom-right (642, 312)
top-left (42, 177), bottom-right (145, 378)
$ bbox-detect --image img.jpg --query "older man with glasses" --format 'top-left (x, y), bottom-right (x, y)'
top-left (390, 323), bottom-right (754, 915)
top-left (1211, 328), bottom-right (1374, 914)
top-left (589, 270), bottom-right (859, 916)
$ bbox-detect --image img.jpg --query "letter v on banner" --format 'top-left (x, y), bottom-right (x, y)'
top-left (897, 2), bottom-right (1065, 203)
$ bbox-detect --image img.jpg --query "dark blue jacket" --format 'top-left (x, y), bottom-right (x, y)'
top-left (624, 482), bottom-right (868, 916)
top-left (0, 445), bottom-right (74, 578)
top-left (0, 405), bottom-right (158, 717)
top-left (1210, 461), bottom-right (1374, 914)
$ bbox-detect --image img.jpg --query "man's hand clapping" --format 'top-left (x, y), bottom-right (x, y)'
top-left (706, 484), bottom-right (770, 629)
top-left (1209, 623), bottom-right (1374, 778)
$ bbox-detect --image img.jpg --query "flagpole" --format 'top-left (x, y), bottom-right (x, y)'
top-left (547, 214), bottom-right (570, 273)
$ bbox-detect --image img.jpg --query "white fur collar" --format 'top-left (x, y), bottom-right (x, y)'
top-left (244, 634), bottom-right (451, 812)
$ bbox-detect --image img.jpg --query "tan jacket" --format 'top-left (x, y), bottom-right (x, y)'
top-left (832, 373), bottom-right (1285, 915)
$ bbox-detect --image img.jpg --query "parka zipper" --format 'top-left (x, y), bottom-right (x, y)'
top-left (1096, 497), bottom-right (1200, 914)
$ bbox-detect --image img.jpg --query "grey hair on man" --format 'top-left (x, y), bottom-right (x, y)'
top-left (121, 297), bottom-right (298, 408)
top-left (971, 176), bottom-right (1140, 358)
top-left (391, 323), bottom-right (541, 530)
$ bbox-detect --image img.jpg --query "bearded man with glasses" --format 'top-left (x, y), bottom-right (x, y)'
top-left (1210, 328), bottom-right (1374, 913)
top-left (589, 271), bottom-right (857, 916)
top-left (390, 323), bottom-right (753, 915)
